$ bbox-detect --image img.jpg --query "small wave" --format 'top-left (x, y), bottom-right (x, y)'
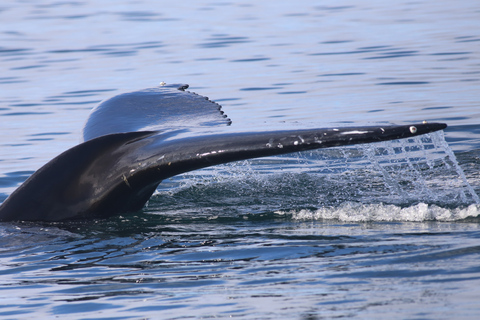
top-left (285, 202), bottom-right (480, 222)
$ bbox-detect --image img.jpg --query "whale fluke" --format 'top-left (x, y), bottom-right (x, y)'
top-left (0, 84), bottom-right (447, 221)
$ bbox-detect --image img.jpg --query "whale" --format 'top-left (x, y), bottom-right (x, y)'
top-left (0, 83), bottom-right (447, 222)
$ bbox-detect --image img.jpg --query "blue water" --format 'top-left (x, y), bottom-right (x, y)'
top-left (1, 1), bottom-right (480, 319)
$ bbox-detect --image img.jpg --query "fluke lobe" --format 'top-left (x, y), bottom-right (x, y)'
top-left (0, 83), bottom-right (447, 221)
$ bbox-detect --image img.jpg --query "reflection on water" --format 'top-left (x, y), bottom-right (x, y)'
top-left (1, 213), bottom-right (480, 319)
top-left (1, 0), bottom-right (480, 319)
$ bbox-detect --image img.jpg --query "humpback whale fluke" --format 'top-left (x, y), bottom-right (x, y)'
top-left (0, 84), bottom-right (447, 222)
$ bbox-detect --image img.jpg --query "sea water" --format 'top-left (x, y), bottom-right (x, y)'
top-left (1, 1), bottom-right (480, 319)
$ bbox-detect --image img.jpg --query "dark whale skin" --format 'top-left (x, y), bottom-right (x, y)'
top-left (0, 84), bottom-right (447, 221)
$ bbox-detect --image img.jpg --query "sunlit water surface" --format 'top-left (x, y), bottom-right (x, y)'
top-left (1, 1), bottom-right (480, 319)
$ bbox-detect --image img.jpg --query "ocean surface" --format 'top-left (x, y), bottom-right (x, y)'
top-left (1, 1), bottom-right (480, 319)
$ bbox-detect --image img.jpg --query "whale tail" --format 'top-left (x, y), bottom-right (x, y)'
top-left (0, 84), bottom-right (447, 221)
top-left (0, 122), bottom-right (446, 222)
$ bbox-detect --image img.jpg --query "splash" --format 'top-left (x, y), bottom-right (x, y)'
top-left (358, 130), bottom-right (480, 205)
top-left (156, 130), bottom-right (480, 221)
top-left (286, 130), bottom-right (480, 221)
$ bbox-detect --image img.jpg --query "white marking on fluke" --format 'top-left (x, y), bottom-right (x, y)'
top-left (266, 138), bottom-right (274, 148)
top-left (340, 130), bottom-right (369, 135)
top-left (409, 126), bottom-right (417, 134)
top-left (122, 174), bottom-right (131, 188)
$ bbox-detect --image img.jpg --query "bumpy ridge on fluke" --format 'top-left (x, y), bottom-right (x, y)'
top-left (83, 83), bottom-right (231, 141)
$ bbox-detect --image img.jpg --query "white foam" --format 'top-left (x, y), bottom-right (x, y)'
top-left (287, 202), bottom-right (480, 222)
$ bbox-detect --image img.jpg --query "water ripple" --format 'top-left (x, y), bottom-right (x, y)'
top-left (1, 0), bottom-right (480, 318)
